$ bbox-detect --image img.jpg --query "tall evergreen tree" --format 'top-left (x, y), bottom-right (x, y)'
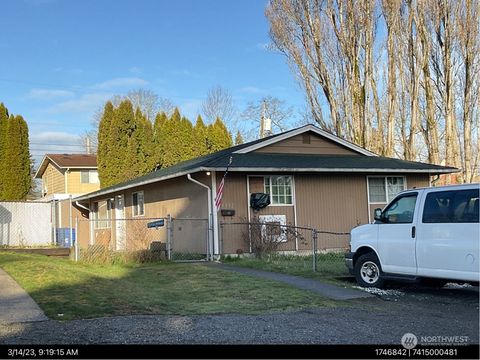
top-left (207, 117), bottom-right (233, 152)
top-left (234, 130), bottom-right (244, 145)
top-left (152, 111), bottom-right (168, 169)
top-left (193, 115), bottom-right (208, 157)
top-left (0, 103), bottom-right (9, 197)
top-left (97, 101), bottom-right (115, 187)
top-left (2, 114), bottom-right (31, 200)
top-left (178, 116), bottom-right (194, 162)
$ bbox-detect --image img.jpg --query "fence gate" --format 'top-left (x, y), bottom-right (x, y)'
top-left (170, 218), bottom-right (209, 261)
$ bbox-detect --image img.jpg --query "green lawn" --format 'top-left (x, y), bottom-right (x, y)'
top-left (223, 252), bottom-right (350, 285)
top-left (0, 252), bottom-right (337, 320)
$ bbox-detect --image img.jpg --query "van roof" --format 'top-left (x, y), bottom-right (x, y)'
top-left (402, 183), bottom-right (480, 193)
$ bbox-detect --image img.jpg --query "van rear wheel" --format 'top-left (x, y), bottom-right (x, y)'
top-left (355, 253), bottom-right (385, 288)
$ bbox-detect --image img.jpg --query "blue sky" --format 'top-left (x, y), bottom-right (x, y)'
top-left (0, 0), bottom-right (306, 165)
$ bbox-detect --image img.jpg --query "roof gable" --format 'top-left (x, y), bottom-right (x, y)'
top-left (234, 125), bottom-right (376, 156)
top-left (34, 154), bottom-right (97, 179)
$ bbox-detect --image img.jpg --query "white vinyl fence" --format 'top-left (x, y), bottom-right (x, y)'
top-left (0, 201), bottom-right (53, 246)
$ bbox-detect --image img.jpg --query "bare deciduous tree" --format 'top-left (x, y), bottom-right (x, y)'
top-left (266, 0), bottom-right (479, 183)
top-left (201, 85), bottom-right (237, 124)
top-left (240, 96), bottom-right (293, 140)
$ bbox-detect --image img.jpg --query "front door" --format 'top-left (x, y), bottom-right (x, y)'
top-left (377, 193), bottom-right (419, 275)
top-left (115, 195), bottom-right (126, 250)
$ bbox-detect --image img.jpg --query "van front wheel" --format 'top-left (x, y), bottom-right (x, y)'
top-left (355, 253), bottom-right (385, 288)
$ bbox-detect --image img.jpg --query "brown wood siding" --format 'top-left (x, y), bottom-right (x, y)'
top-left (295, 174), bottom-right (369, 250)
top-left (219, 174), bottom-right (297, 254)
top-left (42, 163), bottom-right (65, 195)
top-left (88, 173), bottom-right (209, 252)
top-left (254, 133), bottom-right (362, 155)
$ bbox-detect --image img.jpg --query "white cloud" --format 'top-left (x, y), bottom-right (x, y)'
top-left (93, 77), bottom-right (148, 90)
top-left (129, 66), bottom-right (143, 75)
top-left (45, 93), bottom-right (113, 114)
top-left (239, 86), bottom-right (267, 94)
top-left (30, 131), bottom-right (80, 144)
top-left (27, 88), bottom-right (75, 100)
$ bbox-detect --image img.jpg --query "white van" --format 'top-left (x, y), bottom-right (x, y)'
top-left (345, 183), bottom-right (479, 288)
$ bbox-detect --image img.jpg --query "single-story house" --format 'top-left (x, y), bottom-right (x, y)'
top-left (75, 124), bottom-right (457, 256)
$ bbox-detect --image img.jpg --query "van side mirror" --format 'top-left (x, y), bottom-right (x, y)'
top-left (374, 208), bottom-right (383, 222)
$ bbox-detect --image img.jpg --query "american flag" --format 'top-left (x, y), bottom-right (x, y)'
top-left (214, 156), bottom-right (233, 210)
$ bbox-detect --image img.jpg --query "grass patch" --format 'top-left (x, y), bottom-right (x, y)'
top-left (0, 252), bottom-right (337, 320)
top-left (223, 252), bottom-right (350, 285)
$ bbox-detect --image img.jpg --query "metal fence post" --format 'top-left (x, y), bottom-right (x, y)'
top-left (167, 214), bottom-right (172, 260)
top-left (312, 229), bottom-right (318, 272)
top-left (74, 217), bottom-right (79, 262)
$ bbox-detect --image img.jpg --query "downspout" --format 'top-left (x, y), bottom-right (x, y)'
top-left (430, 174), bottom-right (441, 187)
top-left (187, 174), bottom-right (213, 261)
top-left (65, 168), bottom-right (70, 193)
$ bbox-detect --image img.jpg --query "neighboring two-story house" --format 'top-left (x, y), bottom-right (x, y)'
top-left (34, 153), bottom-right (100, 198)
top-left (34, 154), bottom-right (99, 246)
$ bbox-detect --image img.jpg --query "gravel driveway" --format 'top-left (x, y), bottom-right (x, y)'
top-left (1, 283), bottom-right (478, 345)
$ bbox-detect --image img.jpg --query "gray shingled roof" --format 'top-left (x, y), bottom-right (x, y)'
top-left (75, 127), bottom-right (458, 201)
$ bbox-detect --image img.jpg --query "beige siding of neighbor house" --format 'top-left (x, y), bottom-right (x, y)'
top-left (254, 133), bottom-right (362, 155)
top-left (42, 163), bottom-right (65, 196)
top-left (66, 169), bottom-right (100, 194)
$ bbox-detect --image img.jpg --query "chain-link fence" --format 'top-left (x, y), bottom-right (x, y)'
top-left (75, 216), bottom-right (209, 264)
top-left (220, 220), bottom-right (350, 274)
top-left (0, 201), bottom-right (54, 247)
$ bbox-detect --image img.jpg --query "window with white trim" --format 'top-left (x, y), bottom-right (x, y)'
top-left (368, 176), bottom-right (406, 203)
top-left (263, 176), bottom-right (293, 205)
top-left (132, 191), bottom-right (145, 216)
top-left (93, 199), bottom-right (113, 229)
top-left (81, 170), bottom-right (99, 184)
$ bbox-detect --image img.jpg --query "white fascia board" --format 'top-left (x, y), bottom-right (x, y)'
top-left (33, 154), bottom-right (50, 179)
top-left (233, 124), bottom-right (378, 157)
top-left (74, 167), bottom-right (204, 202)
top-left (202, 166), bottom-right (458, 174)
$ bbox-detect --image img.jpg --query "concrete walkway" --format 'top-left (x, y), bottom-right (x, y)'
top-left (208, 263), bottom-right (373, 300)
top-left (0, 269), bottom-right (48, 324)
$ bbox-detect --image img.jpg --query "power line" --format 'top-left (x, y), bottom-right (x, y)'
top-left (30, 143), bottom-right (85, 147)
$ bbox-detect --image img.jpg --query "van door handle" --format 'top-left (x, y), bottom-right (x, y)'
top-left (411, 226), bottom-right (416, 238)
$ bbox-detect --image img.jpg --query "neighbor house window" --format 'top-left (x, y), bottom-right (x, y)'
top-left (93, 199), bottom-right (113, 229)
top-left (368, 176), bottom-right (406, 203)
top-left (81, 170), bottom-right (99, 184)
top-left (264, 176), bottom-right (293, 205)
top-left (132, 191), bottom-right (145, 216)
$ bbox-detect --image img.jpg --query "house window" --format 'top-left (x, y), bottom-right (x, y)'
top-left (264, 176), bottom-right (293, 205)
top-left (93, 199), bottom-right (113, 229)
top-left (368, 176), bottom-right (406, 203)
top-left (81, 170), bottom-right (99, 184)
top-left (132, 191), bottom-right (145, 216)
